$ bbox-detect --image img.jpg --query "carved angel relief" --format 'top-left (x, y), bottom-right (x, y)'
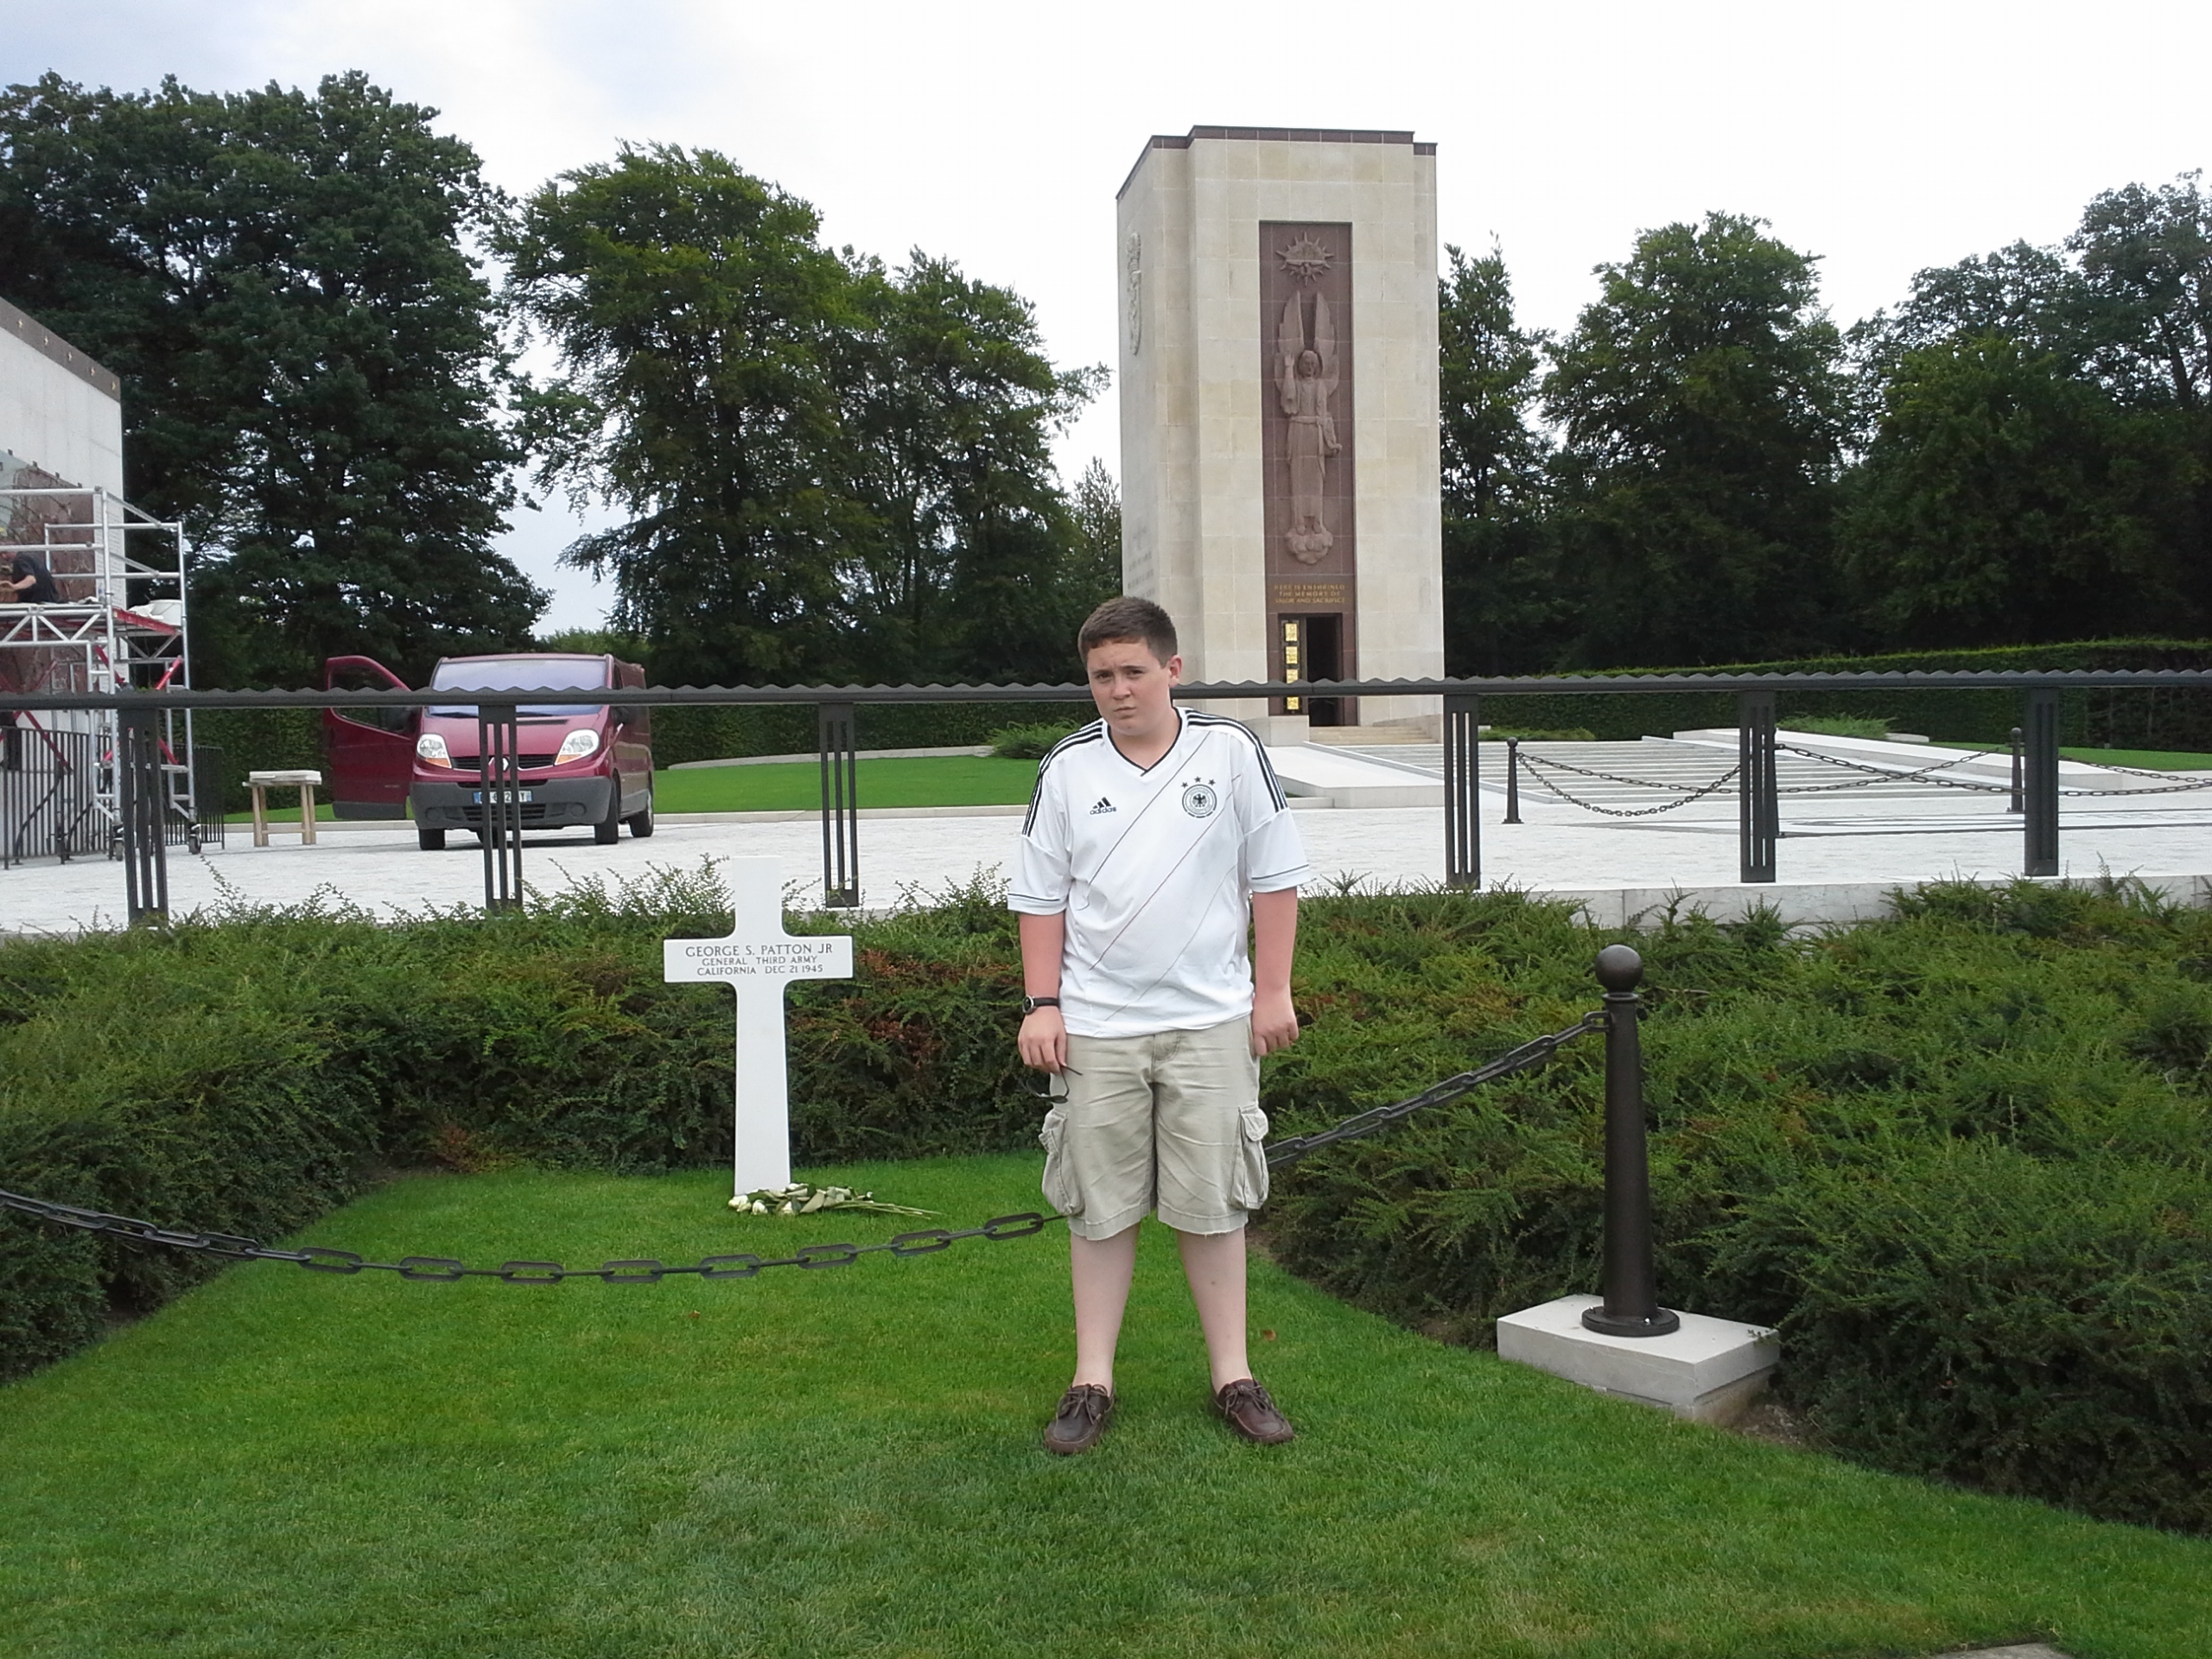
top-left (1126, 234), bottom-right (1142, 356)
top-left (1274, 234), bottom-right (1340, 564)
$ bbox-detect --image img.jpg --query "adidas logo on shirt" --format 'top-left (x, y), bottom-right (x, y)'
top-left (1090, 797), bottom-right (1116, 815)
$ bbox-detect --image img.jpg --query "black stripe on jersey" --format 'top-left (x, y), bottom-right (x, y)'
top-left (1022, 721), bottom-right (1107, 836)
top-left (1184, 711), bottom-right (1288, 810)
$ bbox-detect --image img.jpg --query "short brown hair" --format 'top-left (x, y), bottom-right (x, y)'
top-left (1077, 596), bottom-right (1178, 666)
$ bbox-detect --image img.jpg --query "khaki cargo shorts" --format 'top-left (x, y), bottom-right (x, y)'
top-left (1037, 1016), bottom-right (1270, 1240)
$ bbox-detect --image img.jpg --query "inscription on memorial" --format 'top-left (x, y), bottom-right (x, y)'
top-left (1270, 581), bottom-right (1348, 610)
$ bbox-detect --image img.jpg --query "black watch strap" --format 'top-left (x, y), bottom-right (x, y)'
top-left (1021, 996), bottom-right (1061, 1015)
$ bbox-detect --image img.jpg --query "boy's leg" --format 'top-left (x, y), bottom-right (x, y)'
top-left (1173, 1224), bottom-right (1249, 1391)
top-left (1151, 1018), bottom-right (1270, 1385)
top-left (1070, 1224), bottom-right (1139, 1390)
top-left (1050, 1030), bottom-right (1158, 1395)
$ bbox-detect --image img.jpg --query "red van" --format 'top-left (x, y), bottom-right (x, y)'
top-left (323, 652), bottom-right (654, 850)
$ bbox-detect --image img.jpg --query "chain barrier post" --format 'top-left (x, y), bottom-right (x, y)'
top-left (1738, 690), bottom-right (1777, 884)
top-left (818, 701), bottom-right (860, 908)
top-left (118, 702), bottom-right (168, 923)
top-left (2008, 726), bottom-right (2024, 815)
top-left (1581, 944), bottom-right (1678, 1338)
top-left (476, 701), bottom-right (524, 912)
top-left (1443, 693), bottom-right (1479, 888)
top-left (2024, 689), bottom-right (2060, 876)
top-left (1503, 735), bottom-right (1522, 824)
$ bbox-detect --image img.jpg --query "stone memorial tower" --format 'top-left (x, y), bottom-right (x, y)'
top-left (1116, 127), bottom-right (1444, 736)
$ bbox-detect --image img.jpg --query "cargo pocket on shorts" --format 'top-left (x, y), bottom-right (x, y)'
top-left (1230, 1104), bottom-right (1271, 1211)
top-left (1039, 1105), bottom-right (1083, 1217)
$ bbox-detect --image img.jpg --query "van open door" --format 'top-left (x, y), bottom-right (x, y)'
top-left (323, 656), bottom-right (416, 819)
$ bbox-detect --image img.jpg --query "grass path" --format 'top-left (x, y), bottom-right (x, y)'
top-left (3, 1155), bottom-right (2204, 1659)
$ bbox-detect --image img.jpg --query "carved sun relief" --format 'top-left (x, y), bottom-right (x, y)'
top-left (1276, 233), bottom-right (1334, 284)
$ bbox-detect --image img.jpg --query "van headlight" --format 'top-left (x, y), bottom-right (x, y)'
top-left (556, 729), bottom-right (601, 762)
top-left (416, 734), bottom-right (452, 767)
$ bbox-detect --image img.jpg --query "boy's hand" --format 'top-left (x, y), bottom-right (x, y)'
top-left (1019, 1006), bottom-right (1069, 1073)
top-left (1251, 987), bottom-right (1300, 1056)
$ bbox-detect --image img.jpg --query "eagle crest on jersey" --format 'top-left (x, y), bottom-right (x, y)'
top-left (1182, 781), bottom-right (1218, 817)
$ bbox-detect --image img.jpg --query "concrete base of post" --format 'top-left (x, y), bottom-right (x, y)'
top-left (1496, 1294), bottom-right (1779, 1426)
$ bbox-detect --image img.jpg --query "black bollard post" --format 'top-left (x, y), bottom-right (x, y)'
top-left (2008, 726), bottom-right (2024, 815)
top-left (1503, 736), bottom-right (1522, 824)
top-left (1582, 944), bottom-right (1680, 1338)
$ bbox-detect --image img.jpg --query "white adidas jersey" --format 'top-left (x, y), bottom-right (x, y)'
top-left (1010, 709), bottom-right (1313, 1038)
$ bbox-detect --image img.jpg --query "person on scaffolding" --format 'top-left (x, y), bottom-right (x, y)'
top-left (1011, 596), bottom-right (1311, 1455)
top-left (4, 550), bottom-right (61, 604)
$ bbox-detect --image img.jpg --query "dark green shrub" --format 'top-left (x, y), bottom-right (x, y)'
top-left (1781, 715), bottom-right (1893, 740)
top-left (1262, 882), bottom-right (2212, 1534)
top-left (988, 721), bottom-right (1083, 759)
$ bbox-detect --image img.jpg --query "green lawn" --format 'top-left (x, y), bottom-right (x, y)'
top-left (653, 754), bottom-right (1039, 813)
top-left (221, 756), bottom-right (1042, 823)
top-left (2, 1156), bottom-right (2203, 1659)
top-left (1949, 745), bottom-right (2212, 771)
top-left (2063, 747), bottom-right (2212, 771)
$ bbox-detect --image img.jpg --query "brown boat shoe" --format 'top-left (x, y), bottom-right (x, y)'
top-left (1043, 1383), bottom-right (1115, 1455)
top-left (1215, 1376), bottom-right (1295, 1445)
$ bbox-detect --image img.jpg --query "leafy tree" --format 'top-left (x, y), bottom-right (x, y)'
top-left (842, 254), bottom-right (1105, 683)
top-left (502, 143), bottom-right (861, 687)
top-left (505, 146), bottom-right (1103, 687)
top-left (1435, 242), bottom-right (1563, 673)
top-left (1845, 173), bottom-right (2210, 640)
top-left (1066, 458), bottom-right (1123, 602)
top-left (2069, 172), bottom-right (2212, 413)
top-left (0, 72), bottom-right (543, 685)
top-left (1842, 334), bottom-right (2191, 644)
top-left (1543, 213), bottom-right (1852, 666)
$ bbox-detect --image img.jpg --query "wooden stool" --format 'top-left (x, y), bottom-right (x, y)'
top-left (246, 769), bottom-right (324, 847)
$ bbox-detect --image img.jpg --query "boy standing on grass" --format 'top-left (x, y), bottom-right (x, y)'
top-left (1011, 596), bottom-right (1310, 1455)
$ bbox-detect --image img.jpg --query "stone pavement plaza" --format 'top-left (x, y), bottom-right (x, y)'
top-left (9, 734), bottom-right (2212, 935)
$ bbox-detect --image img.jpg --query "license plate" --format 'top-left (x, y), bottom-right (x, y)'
top-left (472, 790), bottom-right (533, 804)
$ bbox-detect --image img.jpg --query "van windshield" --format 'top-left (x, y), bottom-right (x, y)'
top-left (429, 658), bottom-right (608, 716)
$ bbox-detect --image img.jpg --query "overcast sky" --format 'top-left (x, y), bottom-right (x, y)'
top-left (16, 0), bottom-right (2209, 631)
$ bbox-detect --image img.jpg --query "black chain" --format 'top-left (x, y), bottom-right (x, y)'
top-left (1518, 753), bottom-right (1745, 817)
top-left (0, 1187), bottom-right (1058, 1281)
top-left (1265, 1010), bottom-right (1607, 1167)
top-left (4, 1016), bottom-right (1618, 1274)
top-left (1775, 741), bottom-right (2212, 798)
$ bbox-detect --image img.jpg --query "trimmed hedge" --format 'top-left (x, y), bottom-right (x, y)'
top-left (3, 874), bottom-right (2208, 1535)
top-left (1487, 638), bottom-right (2212, 748)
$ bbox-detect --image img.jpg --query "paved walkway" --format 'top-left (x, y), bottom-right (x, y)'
top-left (9, 734), bottom-right (2212, 936)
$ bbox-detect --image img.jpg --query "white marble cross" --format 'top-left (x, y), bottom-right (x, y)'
top-left (664, 856), bottom-right (853, 1198)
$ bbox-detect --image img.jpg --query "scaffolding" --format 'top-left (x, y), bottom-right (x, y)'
top-left (0, 483), bottom-right (212, 866)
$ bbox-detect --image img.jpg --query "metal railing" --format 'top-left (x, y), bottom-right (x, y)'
top-left (6, 670), bottom-right (2212, 920)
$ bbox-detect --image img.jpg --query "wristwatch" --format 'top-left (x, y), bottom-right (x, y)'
top-left (1020, 996), bottom-right (1061, 1015)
